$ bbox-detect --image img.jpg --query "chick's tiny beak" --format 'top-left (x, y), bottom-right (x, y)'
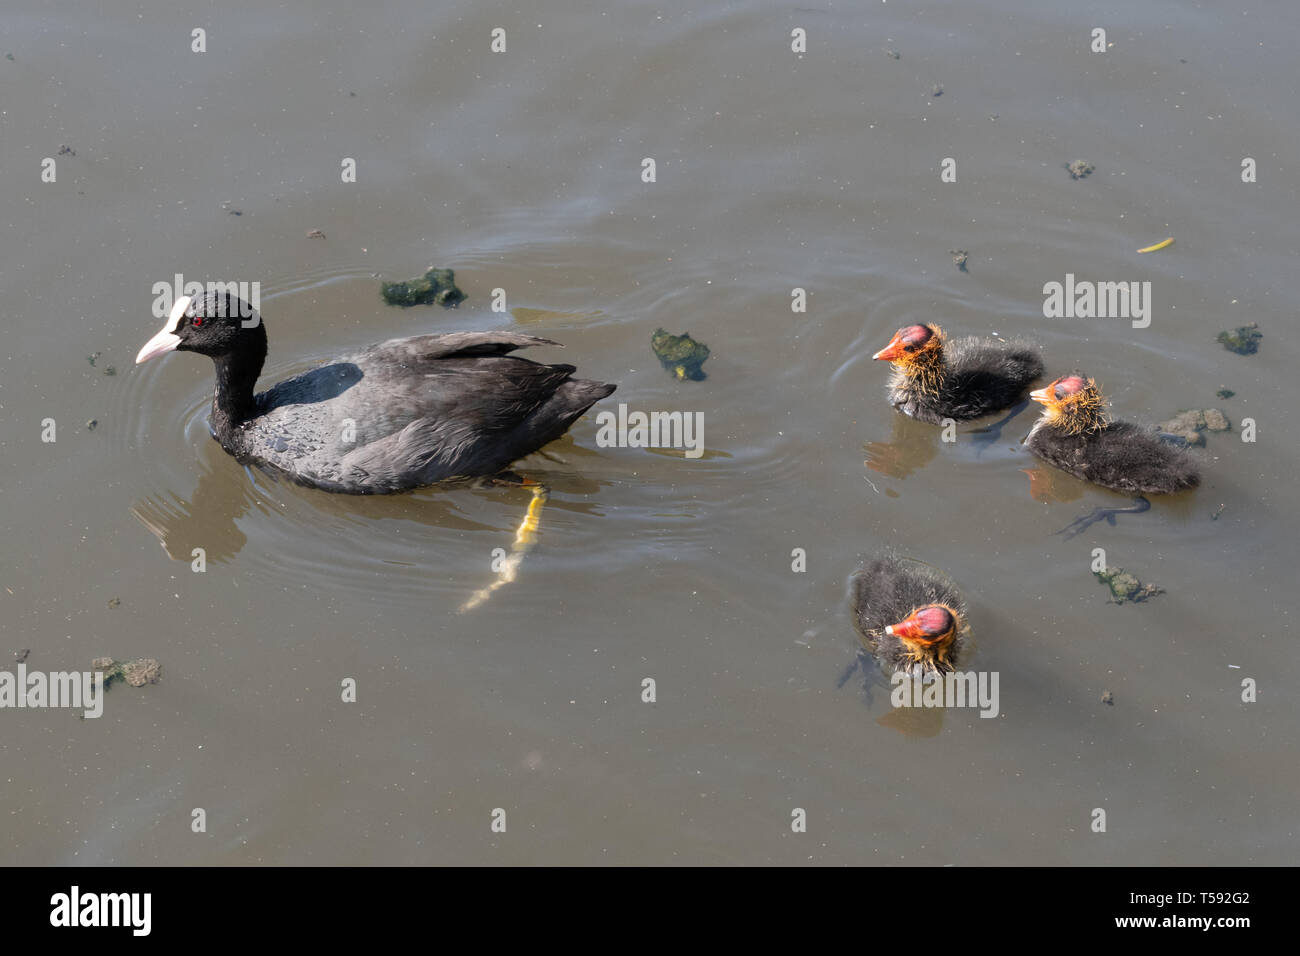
top-left (1029, 385), bottom-right (1053, 404)
top-left (887, 611), bottom-right (945, 645)
top-left (872, 334), bottom-right (904, 362)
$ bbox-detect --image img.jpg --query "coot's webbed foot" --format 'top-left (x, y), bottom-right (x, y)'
top-left (969, 398), bottom-right (1030, 452)
top-left (836, 654), bottom-right (863, 689)
top-left (459, 476), bottom-right (550, 613)
top-left (241, 461), bottom-right (281, 490)
top-left (1055, 496), bottom-right (1151, 539)
top-left (838, 651), bottom-right (889, 706)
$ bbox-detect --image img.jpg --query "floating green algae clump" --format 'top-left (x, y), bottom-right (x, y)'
top-left (651, 328), bottom-right (710, 381)
top-left (1094, 567), bottom-right (1163, 605)
top-left (91, 657), bottom-right (161, 688)
top-left (381, 267), bottom-right (465, 308)
top-left (1217, 322), bottom-right (1261, 355)
top-left (1067, 160), bottom-right (1094, 180)
top-left (1158, 408), bottom-right (1231, 447)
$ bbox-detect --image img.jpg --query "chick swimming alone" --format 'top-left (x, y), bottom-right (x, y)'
top-left (850, 557), bottom-right (970, 678)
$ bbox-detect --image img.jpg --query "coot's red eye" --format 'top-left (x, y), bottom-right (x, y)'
top-left (192, 317), bottom-right (203, 327)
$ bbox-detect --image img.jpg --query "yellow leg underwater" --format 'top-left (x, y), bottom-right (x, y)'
top-left (459, 483), bottom-right (549, 613)
top-left (513, 484), bottom-right (548, 548)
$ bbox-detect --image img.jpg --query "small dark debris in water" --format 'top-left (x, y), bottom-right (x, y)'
top-left (15, 649), bottom-right (29, 664)
top-left (1217, 322), bottom-right (1261, 355)
top-left (1211, 503), bottom-right (1225, 520)
top-left (92, 656), bottom-right (161, 689)
top-left (349, 91), bottom-right (357, 97)
top-left (931, 84), bottom-right (943, 97)
top-left (381, 267), bottom-right (466, 308)
top-left (107, 597), bottom-right (120, 609)
top-left (1215, 388), bottom-right (1235, 400)
top-left (103, 366), bottom-right (116, 377)
top-left (1101, 690), bottom-right (1114, 706)
top-left (58, 144), bottom-right (75, 156)
top-left (85, 419), bottom-right (98, 431)
top-left (86, 352), bottom-right (101, 367)
top-left (306, 229), bottom-right (326, 239)
top-left (228, 209), bottom-right (242, 216)
top-left (949, 249), bottom-right (969, 272)
top-left (1067, 160), bottom-right (1094, 180)
top-left (5, 53), bottom-right (14, 62)
top-left (1095, 566), bottom-right (1163, 605)
top-left (1179, 58), bottom-right (1188, 63)
top-left (652, 328), bottom-right (711, 381)
top-left (885, 49), bottom-right (900, 59)
top-left (220, 200), bottom-right (242, 216)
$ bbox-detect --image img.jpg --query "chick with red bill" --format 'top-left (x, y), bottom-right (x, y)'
top-left (1026, 374), bottom-right (1200, 538)
top-left (873, 323), bottom-right (1043, 424)
top-left (1026, 374), bottom-right (1200, 495)
top-left (851, 557), bottom-right (969, 678)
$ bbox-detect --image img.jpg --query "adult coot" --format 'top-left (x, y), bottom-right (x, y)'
top-left (136, 293), bottom-right (616, 493)
top-left (873, 323), bottom-right (1043, 423)
top-left (850, 557), bottom-right (969, 678)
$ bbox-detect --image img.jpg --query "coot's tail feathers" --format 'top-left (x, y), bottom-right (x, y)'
top-left (524, 378), bottom-right (612, 442)
top-left (566, 379), bottom-right (617, 406)
top-left (543, 378), bottom-right (616, 428)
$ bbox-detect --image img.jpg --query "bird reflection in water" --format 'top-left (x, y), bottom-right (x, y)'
top-left (863, 413), bottom-right (941, 480)
top-left (131, 436), bottom-right (609, 608)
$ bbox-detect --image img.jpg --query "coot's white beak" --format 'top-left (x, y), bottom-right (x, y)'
top-left (135, 296), bottom-right (193, 364)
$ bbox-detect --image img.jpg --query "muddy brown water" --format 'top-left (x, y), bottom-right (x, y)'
top-left (1, 1), bottom-right (1296, 864)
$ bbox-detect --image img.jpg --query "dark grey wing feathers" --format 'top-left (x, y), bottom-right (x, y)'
top-left (362, 332), bottom-right (562, 363)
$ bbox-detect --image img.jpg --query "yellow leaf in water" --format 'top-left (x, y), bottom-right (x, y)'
top-left (1137, 237), bottom-right (1175, 253)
